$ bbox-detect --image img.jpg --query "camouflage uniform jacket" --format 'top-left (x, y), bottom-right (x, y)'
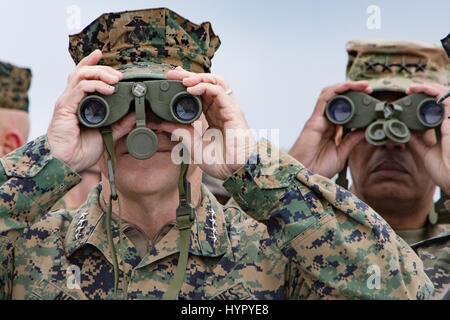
top-left (412, 231), bottom-right (450, 300)
top-left (0, 136), bottom-right (432, 300)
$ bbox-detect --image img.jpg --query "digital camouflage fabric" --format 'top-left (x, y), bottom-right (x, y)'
top-left (412, 232), bottom-right (450, 300)
top-left (346, 40), bottom-right (450, 92)
top-left (0, 8), bottom-right (433, 300)
top-left (396, 224), bottom-right (449, 247)
top-left (0, 61), bottom-right (32, 112)
top-left (0, 136), bottom-right (433, 299)
top-left (68, 7), bottom-right (221, 79)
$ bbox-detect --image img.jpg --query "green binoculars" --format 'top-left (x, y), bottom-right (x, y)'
top-left (78, 80), bottom-right (202, 160)
top-left (325, 91), bottom-right (444, 145)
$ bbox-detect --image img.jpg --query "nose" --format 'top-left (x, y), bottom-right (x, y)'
top-left (384, 140), bottom-right (406, 151)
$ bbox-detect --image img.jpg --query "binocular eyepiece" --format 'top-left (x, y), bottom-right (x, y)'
top-left (325, 91), bottom-right (444, 145)
top-left (79, 91), bottom-right (202, 128)
top-left (79, 96), bottom-right (108, 126)
top-left (78, 80), bottom-right (203, 160)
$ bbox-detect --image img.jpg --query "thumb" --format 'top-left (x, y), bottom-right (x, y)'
top-left (408, 134), bottom-right (430, 160)
top-left (336, 131), bottom-right (365, 163)
top-left (111, 113), bottom-right (137, 142)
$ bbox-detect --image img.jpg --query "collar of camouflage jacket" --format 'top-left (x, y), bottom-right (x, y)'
top-left (64, 185), bottom-right (231, 271)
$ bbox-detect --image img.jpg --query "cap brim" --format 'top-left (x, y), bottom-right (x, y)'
top-left (366, 77), bottom-right (414, 93)
top-left (117, 62), bottom-right (172, 80)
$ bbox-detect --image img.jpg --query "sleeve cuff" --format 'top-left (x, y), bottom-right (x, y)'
top-left (0, 135), bottom-right (81, 189)
top-left (223, 139), bottom-right (304, 221)
top-left (1, 135), bottom-right (54, 178)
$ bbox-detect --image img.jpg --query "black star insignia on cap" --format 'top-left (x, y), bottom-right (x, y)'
top-left (364, 60), bottom-right (377, 72)
top-left (415, 61), bottom-right (427, 72)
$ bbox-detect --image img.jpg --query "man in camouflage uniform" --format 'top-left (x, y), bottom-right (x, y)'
top-left (290, 40), bottom-right (450, 299)
top-left (0, 61), bottom-right (31, 157)
top-left (0, 9), bottom-right (432, 300)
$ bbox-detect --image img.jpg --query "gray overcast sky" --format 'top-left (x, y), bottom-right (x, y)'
top-left (1, 0), bottom-right (449, 149)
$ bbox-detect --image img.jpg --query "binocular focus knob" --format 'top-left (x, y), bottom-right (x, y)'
top-left (132, 83), bottom-right (147, 97)
top-left (365, 120), bottom-right (387, 146)
top-left (383, 119), bottom-right (410, 144)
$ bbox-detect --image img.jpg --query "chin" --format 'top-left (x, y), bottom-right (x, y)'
top-left (362, 182), bottom-right (415, 202)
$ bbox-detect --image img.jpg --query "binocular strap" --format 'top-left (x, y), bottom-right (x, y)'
top-left (336, 129), bottom-right (350, 189)
top-left (437, 90), bottom-right (450, 104)
top-left (100, 127), bottom-right (195, 300)
top-left (100, 127), bottom-right (121, 298)
top-left (336, 163), bottom-right (349, 190)
top-left (163, 162), bottom-right (195, 300)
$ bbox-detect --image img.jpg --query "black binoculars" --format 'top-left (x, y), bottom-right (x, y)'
top-left (325, 91), bottom-right (444, 145)
top-left (78, 80), bottom-right (202, 160)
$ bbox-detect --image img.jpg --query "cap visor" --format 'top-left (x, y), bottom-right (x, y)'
top-left (117, 62), bottom-right (172, 80)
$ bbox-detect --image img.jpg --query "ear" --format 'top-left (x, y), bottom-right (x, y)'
top-left (0, 130), bottom-right (24, 156)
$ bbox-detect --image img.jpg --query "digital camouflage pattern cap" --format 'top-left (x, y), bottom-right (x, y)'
top-left (68, 7), bottom-right (221, 79)
top-left (346, 40), bottom-right (450, 92)
top-left (0, 61), bottom-right (32, 112)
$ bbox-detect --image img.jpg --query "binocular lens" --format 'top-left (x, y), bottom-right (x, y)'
top-left (172, 95), bottom-right (201, 123)
top-left (80, 98), bottom-right (108, 126)
top-left (419, 101), bottom-right (443, 127)
top-left (327, 98), bottom-right (354, 124)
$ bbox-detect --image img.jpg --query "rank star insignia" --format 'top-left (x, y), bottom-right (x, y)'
top-left (364, 60), bottom-right (377, 72)
top-left (206, 204), bottom-right (218, 244)
top-left (75, 212), bottom-right (88, 240)
top-left (415, 61), bottom-right (427, 72)
top-left (397, 57), bottom-right (411, 74)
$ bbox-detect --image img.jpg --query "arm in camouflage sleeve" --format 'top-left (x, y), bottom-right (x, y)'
top-left (0, 236), bottom-right (12, 299)
top-left (224, 140), bottom-right (433, 300)
top-left (0, 135), bottom-right (81, 234)
top-left (0, 160), bottom-right (6, 185)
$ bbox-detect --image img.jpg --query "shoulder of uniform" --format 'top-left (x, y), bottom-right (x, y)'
top-left (223, 202), bottom-right (249, 225)
top-left (223, 202), bottom-right (269, 239)
top-left (411, 231), bottom-right (450, 250)
top-left (23, 209), bottom-right (74, 236)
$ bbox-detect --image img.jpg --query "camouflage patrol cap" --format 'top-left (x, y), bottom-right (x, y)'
top-left (346, 40), bottom-right (450, 92)
top-left (68, 7), bottom-right (221, 79)
top-left (0, 61), bottom-right (32, 112)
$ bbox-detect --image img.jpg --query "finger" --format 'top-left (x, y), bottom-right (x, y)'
top-left (188, 82), bottom-right (223, 98)
top-left (70, 66), bottom-right (123, 87)
top-left (65, 80), bottom-right (115, 113)
top-left (406, 83), bottom-right (447, 97)
top-left (76, 80), bottom-right (116, 95)
top-left (334, 81), bottom-right (372, 94)
top-left (187, 83), bottom-right (231, 110)
top-left (77, 49), bottom-right (103, 68)
top-left (408, 134), bottom-right (431, 160)
top-left (167, 68), bottom-right (197, 81)
top-left (182, 74), bottom-right (228, 90)
top-left (336, 130), bottom-right (365, 161)
top-left (111, 113), bottom-right (137, 142)
top-left (312, 81), bottom-right (371, 118)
